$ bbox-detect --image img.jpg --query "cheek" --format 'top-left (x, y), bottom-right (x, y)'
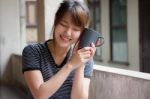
top-left (54, 25), bottom-right (63, 37)
top-left (72, 32), bottom-right (81, 41)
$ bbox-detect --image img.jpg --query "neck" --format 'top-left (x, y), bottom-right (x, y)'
top-left (48, 40), bottom-right (70, 65)
top-left (49, 40), bottom-right (69, 57)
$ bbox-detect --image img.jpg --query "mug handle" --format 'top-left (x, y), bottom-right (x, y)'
top-left (95, 37), bottom-right (104, 47)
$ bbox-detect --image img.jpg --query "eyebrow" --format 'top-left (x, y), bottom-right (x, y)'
top-left (61, 19), bottom-right (68, 24)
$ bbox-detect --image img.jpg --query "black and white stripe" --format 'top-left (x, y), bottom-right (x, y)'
top-left (22, 40), bottom-right (93, 99)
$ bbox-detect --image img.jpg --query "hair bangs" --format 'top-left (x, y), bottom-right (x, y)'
top-left (69, 4), bottom-right (90, 28)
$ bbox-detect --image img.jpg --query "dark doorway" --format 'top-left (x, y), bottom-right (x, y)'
top-left (139, 0), bottom-right (150, 73)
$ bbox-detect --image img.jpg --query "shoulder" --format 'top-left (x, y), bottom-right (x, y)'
top-left (22, 42), bottom-right (46, 54)
top-left (84, 59), bottom-right (94, 78)
top-left (23, 43), bottom-right (44, 50)
top-left (22, 43), bottom-right (45, 73)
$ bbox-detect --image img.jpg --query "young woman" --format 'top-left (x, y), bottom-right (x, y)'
top-left (22, 0), bottom-right (96, 99)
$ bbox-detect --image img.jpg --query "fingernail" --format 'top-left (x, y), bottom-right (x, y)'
top-left (91, 43), bottom-right (95, 46)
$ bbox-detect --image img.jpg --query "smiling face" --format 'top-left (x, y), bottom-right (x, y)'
top-left (52, 0), bottom-right (90, 49)
top-left (54, 13), bottom-right (83, 48)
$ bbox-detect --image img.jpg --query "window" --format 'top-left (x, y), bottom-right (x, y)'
top-left (87, 0), bottom-right (102, 61)
top-left (26, 0), bottom-right (38, 43)
top-left (110, 0), bottom-right (128, 63)
top-left (26, 1), bottom-right (37, 27)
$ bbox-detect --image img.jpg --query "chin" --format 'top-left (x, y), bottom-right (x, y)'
top-left (58, 42), bottom-right (70, 48)
top-left (57, 38), bottom-right (73, 48)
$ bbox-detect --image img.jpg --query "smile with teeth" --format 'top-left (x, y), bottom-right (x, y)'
top-left (60, 35), bottom-right (71, 42)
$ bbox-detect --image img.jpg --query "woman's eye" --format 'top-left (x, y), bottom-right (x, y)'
top-left (73, 29), bottom-right (79, 31)
top-left (60, 22), bottom-right (68, 27)
top-left (73, 27), bottom-right (81, 32)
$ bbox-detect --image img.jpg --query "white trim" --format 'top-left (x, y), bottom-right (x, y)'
top-left (94, 65), bottom-right (150, 80)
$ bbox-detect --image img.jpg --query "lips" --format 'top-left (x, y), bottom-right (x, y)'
top-left (60, 35), bottom-right (71, 42)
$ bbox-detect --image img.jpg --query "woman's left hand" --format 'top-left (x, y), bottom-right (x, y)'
top-left (89, 43), bottom-right (96, 59)
top-left (72, 42), bottom-right (96, 64)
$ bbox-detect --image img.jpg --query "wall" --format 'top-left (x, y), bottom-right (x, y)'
top-left (89, 65), bottom-right (150, 99)
top-left (127, 0), bottom-right (139, 70)
top-left (0, 0), bottom-right (23, 83)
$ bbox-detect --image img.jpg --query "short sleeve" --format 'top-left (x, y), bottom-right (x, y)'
top-left (84, 59), bottom-right (94, 78)
top-left (22, 44), bottom-right (41, 73)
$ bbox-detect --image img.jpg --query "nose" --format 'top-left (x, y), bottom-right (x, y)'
top-left (65, 28), bottom-right (72, 37)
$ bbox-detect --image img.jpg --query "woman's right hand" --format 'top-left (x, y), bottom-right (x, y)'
top-left (68, 46), bottom-right (93, 70)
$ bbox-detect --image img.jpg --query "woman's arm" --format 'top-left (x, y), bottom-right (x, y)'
top-left (71, 43), bottom-right (96, 99)
top-left (24, 62), bottom-right (73, 99)
top-left (71, 66), bottom-right (90, 99)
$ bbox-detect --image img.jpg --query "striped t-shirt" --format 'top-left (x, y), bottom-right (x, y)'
top-left (22, 39), bottom-right (94, 99)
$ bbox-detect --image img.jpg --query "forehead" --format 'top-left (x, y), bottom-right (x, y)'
top-left (61, 12), bottom-right (73, 23)
top-left (61, 12), bottom-right (83, 28)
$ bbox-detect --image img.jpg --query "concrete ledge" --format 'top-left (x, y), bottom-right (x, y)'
top-left (94, 65), bottom-right (150, 80)
top-left (89, 65), bottom-right (150, 99)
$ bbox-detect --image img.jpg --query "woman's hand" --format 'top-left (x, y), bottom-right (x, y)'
top-left (89, 43), bottom-right (96, 58)
top-left (69, 43), bottom-right (96, 70)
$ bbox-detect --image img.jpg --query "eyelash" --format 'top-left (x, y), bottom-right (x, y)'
top-left (59, 22), bottom-right (81, 31)
top-left (60, 22), bottom-right (68, 27)
top-left (73, 28), bottom-right (80, 31)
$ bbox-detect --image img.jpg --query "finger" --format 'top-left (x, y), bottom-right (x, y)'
top-left (79, 52), bottom-right (91, 59)
top-left (80, 57), bottom-right (90, 63)
top-left (83, 58), bottom-right (90, 63)
top-left (91, 46), bottom-right (96, 57)
top-left (79, 47), bottom-right (91, 52)
top-left (91, 42), bottom-right (95, 48)
top-left (79, 49), bottom-right (91, 54)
